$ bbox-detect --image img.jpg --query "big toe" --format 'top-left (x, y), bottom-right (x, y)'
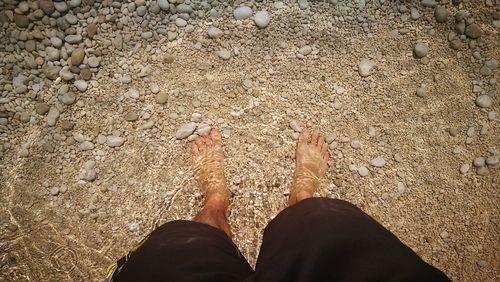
top-left (211, 128), bottom-right (223, 145)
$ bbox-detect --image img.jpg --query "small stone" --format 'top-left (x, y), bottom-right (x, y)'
top-left (71, 47), bottom-right (85, 66)
top-left (207, 26), bottom-right (223, 39)
top-left (465, 24), bottom-right (483, 39)
top-left (175, 18), bottom-right (187, 27)
top-left (47, 107), bottom-right (60, 126)
top-left (61, 120), bottom-right (74, 131)
top-left (397, 182), bottom-right (405, 193)
top-left (473, 157), bottom-right (486, 167)
top-left (298, 45), bottom-right (312, 56)
top-left (350, 140), bottom-right (361, 149)
top-left (486, 155), bottom-right (499, 165)
top-left (476, 166), bottom-right (489, 176)
top-left (59, 69), bottom-right (74, 81)
top-left (35, 103), bottom-right (50, 115)
top-left (86, 23), bottom-right (97, 38)
top-left (439, 230), bottom-right (449, 239)
top-left (371, 157), bottom-right (386, 168)
top-left (106, 136), bottom-right (125, 147)
top-left (80, 141), bottom-right (95, 151)
top-left (156, 92), bottom-right (168, 104)
top-left (176, 3), bottom-right (193, 13)
top-left (24, 40), bottom-right (36, 52)
top-left (289, 120), bottom-right (302, 132)
top-left (113, 34), bottom-right (123, 50)
top-left (233, 6), bottom-right (253, 20)
top-left (74, 80), bottom-right (88, 92)
top-left (217, 49), bottom-right (231, 60)
top-left (298, 0), bottom-right (309, 9)
top-left (422, 0), bottom-right (437, 7)
top-left (150, 84), bottom-right (160, 94)
top-left (416, 86), bottom-right (427, 97)
top-left (414, 42), bottom-right (429, 58)
top-left (40, 0), bottom-right (55, 15)
top-left (87, 57), bottom-right (99, 68)
top-left (59, 92), bottom-right (76, 105)
top-left (459, 164), bottom-right (470, 174)
top-left (64, 13), bottom-right (78, 25)
top-left (44, 66), bottom-right (61, 80)
top-left (434, 6), bottom-right (448, 23)
top-left (157, 0), bottom-right (169, 10)
top-left (477, 260), bottom-right (488, 268)
top-left (45, 47), bottom-right (60, 61)
top-left (79, 160), bottom-right (96, 182)
top-left (176, 122), bottom-right (197, 139)
top-left (141, 120), bottom-right (154, 130)
top-left (124, 111), bottom-right (138, 122)
top-left (65, 34), bottom-right (83, 44)
top-left (14, 14), bottom-right (29, 28)
top-left (358, 166), bottom-right (369, 177)
top-left (475, 95), bottom-right (492, 108)
top-left (254, 11), bottom-right (270, 28)
top-left (358, 59), bottom-right (376, 77)
top-left (50, 187), bottom-right (60, 196)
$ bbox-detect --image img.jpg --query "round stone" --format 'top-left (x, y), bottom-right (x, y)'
top-left (475, 95), bottom-right (492, 108)
top-left (414, 42), bottom-right (429, 58)
top-left (358, 166), bottom-right (369, 177)
top-left (254, 11), bottom-right (270, 28)
top-left (233, 6), bottom-right (253, 20)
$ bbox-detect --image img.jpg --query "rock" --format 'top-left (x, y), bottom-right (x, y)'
top-left (74, 80), bottom-right (88, 92)
top-left (397, 182), bottom-right (405, 193)
top-left (422, 0), bottom-right (437, 7)
top-left (207, 26), bottom-right (223, 39)
top-left (71, 47), bottom-right (85, 66)
top-left (455, 22), bottom-right (465, 34)
top-left (14, 14), bottom-right (29, 28)
top-left (150, 84), bottom-right (160, 94)
top-left (156, 92), bottom-right (168, 104)
top-left (59, 69), bottom-right (74, 81)
top-left (87, 57), bottom-right (99, 68)
top-left (358, 59), bottom-right (376, 77)
top-left (124, 111), bottom-right (138, 121)
top-left (113, 34), bottom-right (123, 50)
top-left (149, 2), bottom-right (160, 13)
top-left (86, 23), bottom-right (97, 38)
top-left (477, 260), bottom-right (488, 268)
top-left (410, 7), bottom-right (420, 19)
top-left (47, 107), bottom-right (60, 126)
top-left (486, 155), bottom-right (499, 165)
top-left (434, 6), bottom-right (448, 23)
top-left (449, 39), bottom-right (462, 50)
top-left (416, 86), bottom-right (427, 97)
top-left (59, 92), bottom-right (76, 105)
top-left (351, 140), bottom-right (361, 149)
top-left (50, 37), bottom-right (63, 48)
top-left (45, 47), bottom-right (60, 61)
top-left (24, 40), bottom-right (36, 52)
top-left (141, 120), bottom-right (155, 130)
top-left (106, 136), bottom-right (125, 147)
top-left (465, 24), bottom-right (483, 39)
top-left (475, 95), bottom-right (492, 108)
top-left (61, 120), bottom-right (74, 130)
top-left (371, 157), bottom-right (386, 167)
top-left (473, 157), bottom-right (486, 167)
top-left (298, 0), bottom-right (309, 9)
top-left (485, 59), bottom-right (498, 70)
top-left (65, 35), bottom-right (82, 44)
top-left (414, 42), bottom-right (429, 58)
top-left (289, 120), bottom-right (302, 132)
top-left (217, 49), bottom-right (231, 60)
top-left (80, 141), bottom-right (95, 151)
top-left (79, 160), bottom-right (96, 182)
top-left (64, 14), bottom-right (78, 25)
top-left (176, 3), bottom-right (193, 13)
top-left (459, 164), bottom-right (470, 174)
top-left (35, 103), bottom-right (50, 115)
top-left (40, 0), bottom-right (55, 15)
top-left (158, 0), bottom-right (169, 10)
top-left (175, 18), bottom-right (187, 27)
top-left (233, 6), bottom-right (253, 20)
top-left (298, 45), bottom-right (312, 56)
top-left (254, 11), bottom-right (270, 28)
top-left (358, 166), bottom-right (369, 177)
top-left (476, 166), bottom-right (489, 176)
top-left (54, 1), bottom-right (68, 13)
top-left (439, 230), bottom-right (449, 239)
top-left (81, 69), bottom-right (92, 80)
top-left (176, 122), bottom-right (197, 139)
top-left (137, 6), bottom-right (147, 16)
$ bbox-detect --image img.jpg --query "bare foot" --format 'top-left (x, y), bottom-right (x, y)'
top-left (288, 128), bottom-right (329, 206)
top-left (191, 128), bottom-right (230, 208)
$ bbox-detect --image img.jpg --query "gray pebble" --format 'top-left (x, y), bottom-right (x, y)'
top-left (414, 42), bottom-right (429, 58)
top-left (157, 0), bottom-right (168, 10)
top-left (486, 155), bottom-right (499, 165)
top-left (233, 6), bottom-right (253, 20)
top-left (434, 6), bottom-right (448, 23)
top-left (298, 45), bottom-right (312, 56)
top-left (150, 83), bottom-right (160, 94)
top-left (397, 182), bottom-right (405, 193)
top-left (416, 86), bottom-right (427, 97)
top-left (476, 166), bottom-right (489, 176)
top-left (422, 0), bottom-right (437, 7)
top-left (106, 136), bottom-right (125, 147)
top-left (289, 120), bottom-right (302, 132)
top-left (371, 157), bottom-right (386, 167)
top-left (50, 187), bottom-right (60, 196)
top-left (156, 92), bottom-right (168, 104)
top-left (176, 3), bottom-right (193, 13)
top-left (254, 11), bottom-right (270, 28)
top-left (47, 107), bottom-right (60, 126)
top-left (473, 157), bottom-right (485, 167)
top-left (64, 13), bottom-right (78, 24)
top-left (358, 166), bottom-right (369, 177)
top-left (74, 80), bottom-right (88, 92)
top-left (141, 120), bottom-right (155, 130)
top-left (87, 56), bottom-right (99, 68)
top-left (475, 95), bottom-right (492, 108)
top-left (80, 141), bottom-right (95, 151)
top-left (207, 26), bottom-right (223, 39)
top-left (65, 34), bottom-right (83, 44)
top-left (358, 59), bottom-right (376, 77)
top-left (465, 23), bottom-right (483, 39)
top-left (459, 164), bottom-right (470, 174)
top-left (217, 49), bottom-right (231, 60)
top-left (79, 160), bottom-right (96, 181)
top-left (51, 37), bottom-right (63, 48)
top-left (175, 18), bottom-right (187, 27)
top-left (59, 92), bottom-right (76, 105)
top-left (176, 122), bottom-right (197, 139)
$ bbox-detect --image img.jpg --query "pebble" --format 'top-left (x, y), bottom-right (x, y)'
top-left (124, 111), bottom-right (138, 121)
top-left (459, 164), bottom-right (470, 174)
top-left (434, 6), bottom-right (448, 23)
top-left (64, 14), bottom-right (78, 25)
top-left (298, 0), bottom-right (309, 9)
top-left (79, 160), bottom-right (96, 182)
top-left (475, 95), bottom-right (492, 108)
top-left (175, 18), bottom-right (187, 27)
top-left (106, 136), bottom-right (125, 147)
top-left (465, 24), bottom-right (483, 39)
top-left (45, 47), bottom-right (60, 61)
top-left (150, 84), bottom-right (160, 94)
top-left (71, 47), bottom-right (85, 66)
top-left (50, 187), bottom-right (60, 196)
top-left (156, 92), bottom-right (168, 104)
top-left (416, 86), bottom-right (427, 97)
top-left (298, 45), bottom-right (312, 56)
top-left (80, 141), bottom-right (95, 151)
top-left (176, 122), bottom-right (197, 139)
top-left (40, 0), bottom-right (55, 15)
top-left (473, 157), bottom-right (485, 167)
top-left (87, 57), bottom-right (99, 68)
top-left (476, 166), bottom-right (489, 176)
top-left (440, 230), bottom-right (449, 239)
top-left (47, 107), bottom-right (60, 126)
top-left (358, 166), bottom-right (369, 177)
top-left (422, 0), bottom-right (437, 7)
top-left (350, 140), bottom-right (361, 149)
top-left (371, 157), bottom-right (386, 167)
top-left (141, 120), bottom-right (154, 130)
top-left (486, 155), bottom-right (499, 165)
top-left (397, 182), bottom-right (405, 193)
top-left (358, 59), bottom-right (376, 77)
top-left (14, 14), bottom-right (29, 28)
top-left (414, 42), bottom-right (429, 58)
top-left (233, 6), bottom-right (253, 20)
top-left (44, 66), bottom-right (61, 80)
top-left (217, 49), bottom-right (231, 60)
top-left (254, 11), bottom-right (270, 28)
top-left (59, 92), bottom-right (76, 105)
top-left (157, 0), bottom-right (168, 10)
top-left (65, 34), bottom-right (83, 44)
top-left (74, 80), bottom-right (88, 92)
top-left (35, 103), bottom-right (50, 115)
top-left (86, 23), bottom-right (97, 38)
top-left (208, 26), bottom-right (223, 39)
top-left (176, 4), bottom-right (192, 13)
top-left (59, 69), bottom-right (74, 81)
top-left (477, 260), bottom-right (488, 268)
top-left (289, 120), bottom-right (302, 132)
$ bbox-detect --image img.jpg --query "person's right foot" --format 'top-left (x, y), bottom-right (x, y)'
top-left (288, 128), bottom-right (329, 205)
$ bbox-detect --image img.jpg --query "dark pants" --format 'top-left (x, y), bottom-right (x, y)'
top-left (108, 198), bottom-right (450, 282)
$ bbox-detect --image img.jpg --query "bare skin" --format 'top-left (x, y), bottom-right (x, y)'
top-left (191, 129), bottom-right (232, 237)
top-left (288, 128), bottom-right (329, 206)
top-left (191, 128), bottom-right (329, 237)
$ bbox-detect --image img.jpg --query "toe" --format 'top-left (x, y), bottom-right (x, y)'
top-left (203, 132), bottom-right (213, 146)
top-left (321, 142), bottom-right (329, 161)
top-left (211, 128), bottom-right (223, 146)
top-left (318, 136), bottom-right (325, 148)
top-left (311, 131), bottom-right (319, 145)
top-left (195, 137), bottom-right (206, 152)
top-left (298, 128), bottom-right (309, 144)
top-left (192, 141), bottom-right (200, 156)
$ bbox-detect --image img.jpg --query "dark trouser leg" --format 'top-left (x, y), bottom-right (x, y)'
top-left (110, 220), bottom-right (253, 282)
top-left (254, 198), bottom-right (450, 282)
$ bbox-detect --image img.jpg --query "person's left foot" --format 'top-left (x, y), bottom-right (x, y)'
top-left (191, 129), bottom-right (229, 208)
